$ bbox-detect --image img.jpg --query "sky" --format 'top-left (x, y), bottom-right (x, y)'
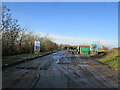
top-left (4, 2), bottom-right (118, 48)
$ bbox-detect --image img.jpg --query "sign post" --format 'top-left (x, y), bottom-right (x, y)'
top-left (90, 44), bottom-right (99, 55)
top-left (34, 41), bottom-right (40, 54)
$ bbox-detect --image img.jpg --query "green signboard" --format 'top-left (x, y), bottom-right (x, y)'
top-left (81, 48), bottom-right (91, 54)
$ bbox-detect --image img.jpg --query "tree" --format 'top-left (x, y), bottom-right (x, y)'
top-left (1, 5), bottom-right (20, 55)
top-left (102, 45), bottom-right (109, 50)
top-left (1, 5), bottom-right (59, 56)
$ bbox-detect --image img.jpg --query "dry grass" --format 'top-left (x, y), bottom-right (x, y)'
top-left (96, 49), bottom-right (120, 73)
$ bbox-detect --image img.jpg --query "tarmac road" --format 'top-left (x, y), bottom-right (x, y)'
top-left (2, 51), bottom-right (119, 88)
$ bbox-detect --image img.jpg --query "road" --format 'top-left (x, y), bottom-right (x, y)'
top-left (2, 51), bottom-right (119, 88)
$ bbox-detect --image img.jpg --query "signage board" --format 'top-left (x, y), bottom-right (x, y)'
top-left (34, 41), bottom-right (40, 54)
top-left (90, 44), bottom-right (99, 51)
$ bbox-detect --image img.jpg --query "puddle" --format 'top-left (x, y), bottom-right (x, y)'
top-left (52, 56), bottom-right (61, 59)
top-left (52, 53), bottom-right (57, 55)
top-left (57, 62), bottom-right (71, 64)
top-left (78, 64), bottom-right (90, 66)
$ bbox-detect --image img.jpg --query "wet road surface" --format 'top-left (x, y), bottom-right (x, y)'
top-left (2, 51), bottom-right (119, 88)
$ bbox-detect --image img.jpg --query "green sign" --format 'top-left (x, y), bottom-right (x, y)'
top-left (81, 48), bottom-right (91, 54)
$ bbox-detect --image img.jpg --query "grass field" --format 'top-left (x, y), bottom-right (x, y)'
top-left (96, 49), bottom-right (120, 73)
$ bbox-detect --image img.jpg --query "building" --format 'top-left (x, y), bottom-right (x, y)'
top-left (77, 45), bottom-right (91, 55)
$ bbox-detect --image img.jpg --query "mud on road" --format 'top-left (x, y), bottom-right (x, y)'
top-left (2, 51), bottom-right (120, 88)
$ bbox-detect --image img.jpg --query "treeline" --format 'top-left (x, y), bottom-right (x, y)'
top-left (0, 5), bottom-right (58, 56)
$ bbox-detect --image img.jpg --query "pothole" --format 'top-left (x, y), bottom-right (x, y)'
top-left (15, 66), bottom-right (47, 70)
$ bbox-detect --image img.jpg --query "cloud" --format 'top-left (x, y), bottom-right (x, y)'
top-left (47, 34), bottom-right (118, 48)
top-left (38, 33), bottom-right (118, 48)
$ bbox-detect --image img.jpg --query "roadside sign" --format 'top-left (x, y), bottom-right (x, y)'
top-left (90, 44), bottom-right (99, 55)
top-left (34, 41), bottom-right (40, 54)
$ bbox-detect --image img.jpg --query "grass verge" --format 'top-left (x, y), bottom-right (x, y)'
top-left (95, 49), bottom-right (120, 73)
top-left (2, 50), bottom-right (58, 68)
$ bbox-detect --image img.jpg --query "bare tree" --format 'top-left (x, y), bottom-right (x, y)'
top-left (1, 5), bottom-right (21, 55)
top-left (1, 5), bottom-right (59, 56)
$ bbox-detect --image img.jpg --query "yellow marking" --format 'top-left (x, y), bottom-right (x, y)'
top-left (36, 43), bottom-right (40, 44)
top-left (34, 52), bottom-right (40, 55)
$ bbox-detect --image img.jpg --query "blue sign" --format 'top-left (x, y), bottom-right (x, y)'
top-left (90, 44), bottom-right (99, 51)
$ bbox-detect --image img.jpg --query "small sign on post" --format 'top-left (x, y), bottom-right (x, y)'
top-left (34, 41), bottom-right (40, 54)
top-left (90, 44), bottom-right (99, 55)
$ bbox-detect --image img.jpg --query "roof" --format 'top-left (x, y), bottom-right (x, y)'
top-left (78, 45), bottom-right (90, 48)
